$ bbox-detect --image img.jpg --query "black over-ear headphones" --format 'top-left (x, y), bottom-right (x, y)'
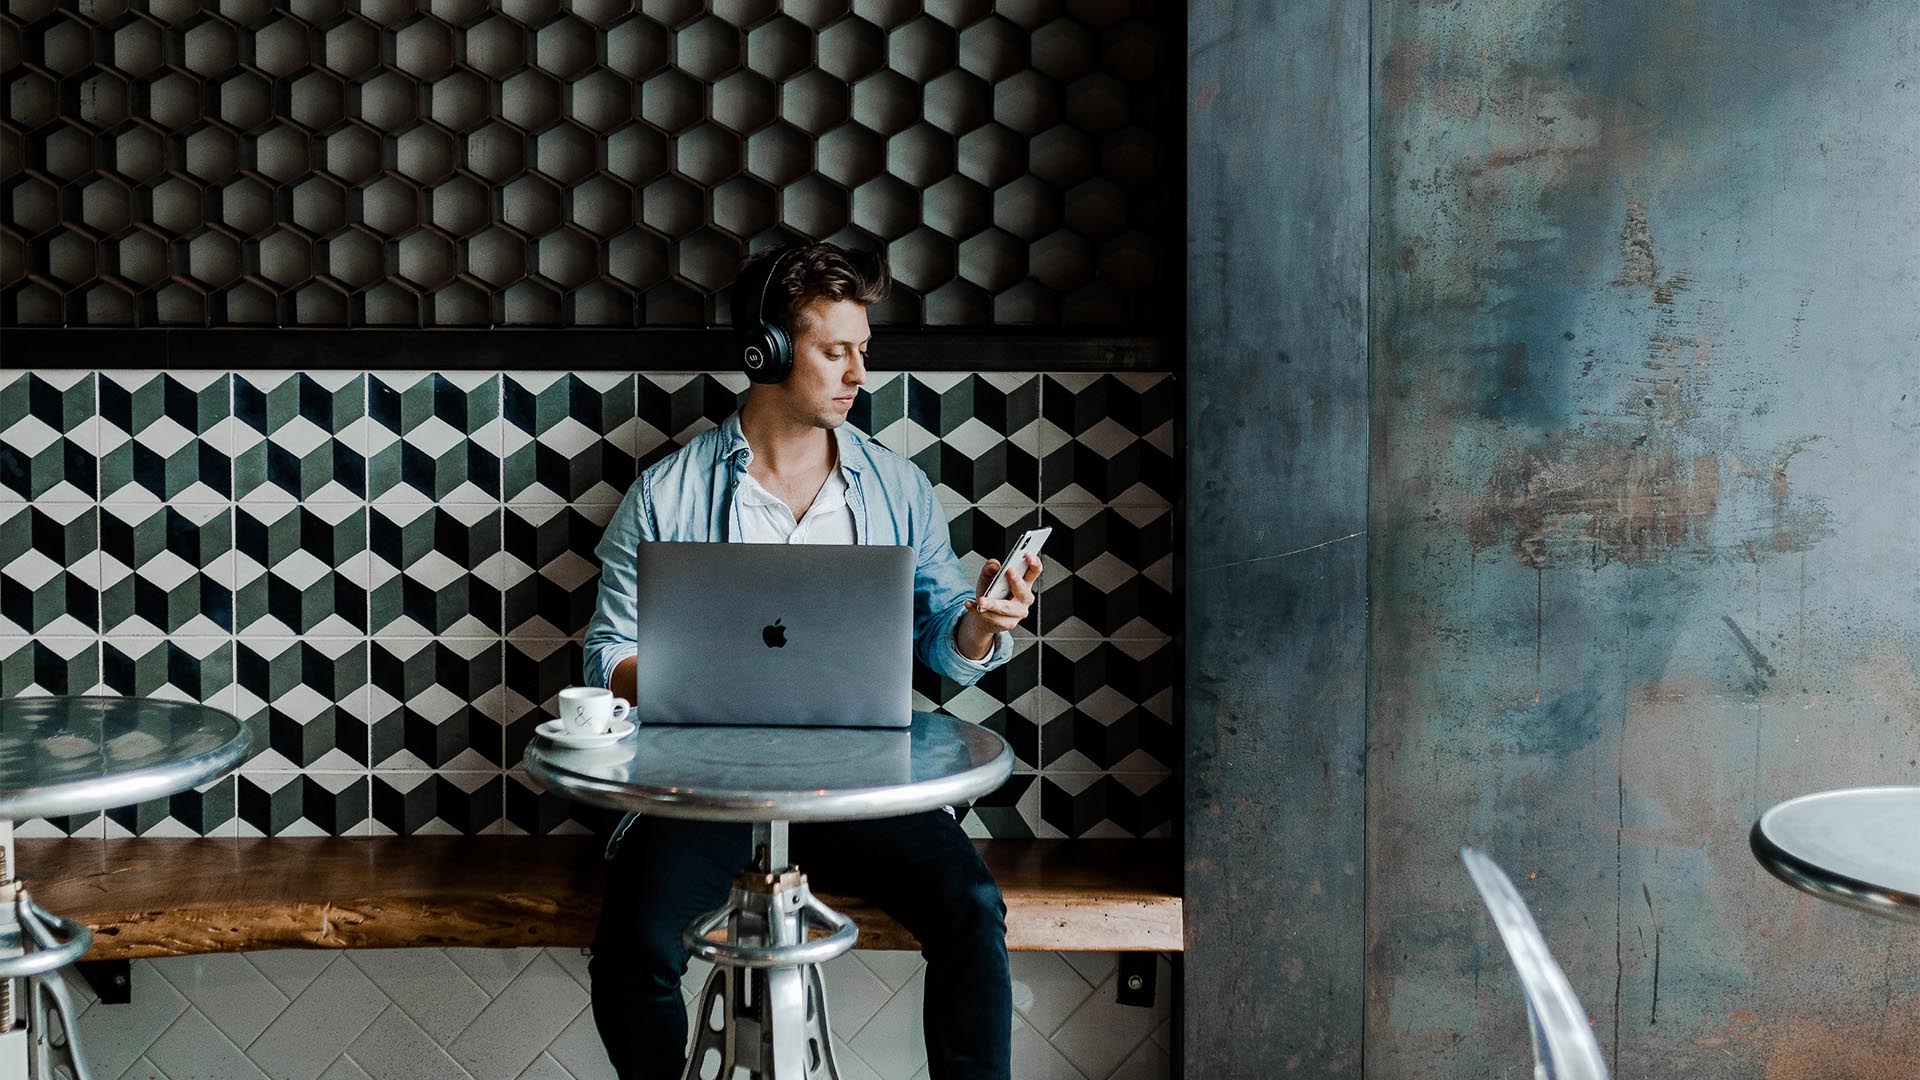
top-left (730, 246), bottom-right (805, 384)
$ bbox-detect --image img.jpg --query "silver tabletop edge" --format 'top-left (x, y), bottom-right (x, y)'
top-left (525, 712), bottom-right (1015, 823)
top-left (1750, 786), bottom-right (1920, 925)
top-left (0, 697), bottom-right (254, 820)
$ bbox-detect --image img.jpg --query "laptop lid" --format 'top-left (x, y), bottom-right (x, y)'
top-left (631, 542), bottom-right (916, 728)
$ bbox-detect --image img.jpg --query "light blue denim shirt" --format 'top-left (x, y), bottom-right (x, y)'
top-left (582, 412), bottom-right (1014, 696)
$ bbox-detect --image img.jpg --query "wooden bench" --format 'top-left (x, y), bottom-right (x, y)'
top-left (22, 838), bottom-right (1182, 959)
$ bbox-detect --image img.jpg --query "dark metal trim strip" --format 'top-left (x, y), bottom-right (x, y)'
top-left (0, 329), bottom-right (1171, 373)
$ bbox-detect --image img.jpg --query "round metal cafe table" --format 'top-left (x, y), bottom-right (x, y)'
top-left (525, 711), bottom-right (1014, 1080)
top-left (0, 696), bottom-right (252, 1080)
top-left (1750, 786), bottom-right (1920, 924)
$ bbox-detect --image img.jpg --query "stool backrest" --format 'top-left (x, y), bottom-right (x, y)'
top-left (1460, 847), bottom-right (1612, 1080)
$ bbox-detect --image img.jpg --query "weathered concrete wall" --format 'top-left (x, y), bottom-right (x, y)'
top-left (1187, 0), bottom-right (1370, 1073)
top-left (1369, 0), bottom-right (1920, 1075)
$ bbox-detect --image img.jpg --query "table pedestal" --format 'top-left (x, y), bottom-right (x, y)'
top-left (0, 822), bottom-right (95, 1080)
top-left (681, 822), bottom-right (857, 1080)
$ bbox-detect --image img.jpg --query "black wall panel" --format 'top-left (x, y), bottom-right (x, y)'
top-left (1, 0), bottom-right (1174, 330)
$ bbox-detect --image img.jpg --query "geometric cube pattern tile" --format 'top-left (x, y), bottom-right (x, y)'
top-left (233, 372), bottom-right (369, 504)
top-left (1038, 374), bottom-right (1176, 506)
top-left (501, 504), bottom-right (613, 639)
top-left (0, 370), bottom-right (97, 502)
top-left (1, 368), bottom-right (1176, 839)
top-left (369, 501), bottom-right (503, 636)
top-left (1036, 503), bottom-right (1174, 640)
top-left (907, 372), bottom-right (1042, 505)
top-left (100, 501), bottom-right (234, 635)
top-left (1, 4), bottom-right (1167, 327)
top-left (98, 371), bottom-right (236, 504)
top-left (0, 500), bottom-right (100, 635)
top-left (76, 947), bottom-right (1173, 1080)
top-left (369, 372), bottom-right (504, 502)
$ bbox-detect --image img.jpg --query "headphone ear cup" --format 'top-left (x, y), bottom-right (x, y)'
top-left (764, 322), bottom-right (793, 383)
top-left (743, 327), bottom-right (787, 384)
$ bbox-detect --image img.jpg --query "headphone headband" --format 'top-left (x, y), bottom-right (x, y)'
top-left (753, 246), bottom-right (799, 332)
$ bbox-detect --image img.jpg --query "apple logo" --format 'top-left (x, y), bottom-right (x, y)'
top-left (762, 619), bottom-right (787, 648)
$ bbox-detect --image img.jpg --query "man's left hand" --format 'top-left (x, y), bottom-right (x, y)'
top-left (956, 554), bottom-right (1041, 660)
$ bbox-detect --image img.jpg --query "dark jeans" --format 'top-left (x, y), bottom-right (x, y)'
top-left (589, 810), bottom-right (1013, 1080)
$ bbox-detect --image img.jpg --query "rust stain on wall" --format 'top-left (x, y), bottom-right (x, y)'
top-left (1761, 1014), bottom-right (1920, 1080)
top-left (1610, 198), bottom-right (1661, 289)
top-left (1464, 198), bottom-right (1830, 567)
top-left (1467, 425), bottom-right (1834, 567)
top-left (1467, 431), bottom-right (1720, 567)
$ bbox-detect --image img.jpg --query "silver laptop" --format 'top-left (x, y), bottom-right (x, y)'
top-left (631, 542), bottom-right (915, 728)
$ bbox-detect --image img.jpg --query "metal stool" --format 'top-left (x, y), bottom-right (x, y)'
top-left (0, 697), bottom-right (251, 1080)
top-left (0, 824), bottom-right (95, 1080)
top-left (681, 822), bottom-right (857, 1079)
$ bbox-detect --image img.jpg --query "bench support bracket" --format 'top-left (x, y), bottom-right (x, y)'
top-left (1117, 951), bottom-right (1157, 1007)
top-left (75, 962), bottom-right (131, 1006)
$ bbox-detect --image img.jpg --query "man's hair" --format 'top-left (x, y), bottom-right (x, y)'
top-left (763, 242), bottom-right (890, 330)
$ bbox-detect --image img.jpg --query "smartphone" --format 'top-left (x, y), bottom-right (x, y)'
top-left (982, 527), bottom-right (1051, 602)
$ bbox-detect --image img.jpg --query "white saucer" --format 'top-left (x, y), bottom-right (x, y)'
top-left (537, 717), bottom-right (635, 749)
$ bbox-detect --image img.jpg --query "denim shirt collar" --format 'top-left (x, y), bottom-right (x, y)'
top-left (718, 412), bottom-right (870, 541)
top-left (719, 411), bottom-right (870, 476)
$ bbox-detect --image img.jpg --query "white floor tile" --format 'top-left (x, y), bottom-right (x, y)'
top-left (149, 953), bottom-right (292, 1047)
top-left (445, 946), bottom-right (541, 997)
top-left (246, 955), bottom-right (388, 1080)
top-left (1010, 952), bottom-right (1097, 1040)
top-left (318, 1055), bottom-right (375, 1080)
top-left (116, 1056), bottom-right (173, 1080)
top-left (78, 963), bottom-right (190, 1080)
top-left (680, 957), bottom-right (713, 1001)
top-left (684, 980), bottom-right (706, 1044)
top-left (1061, 952), bottom-right (1116, 988)
top-left (845, 965), bottom-right (927, 1080)
top-left (76, 944), bottom-right (1139, 1080)
top-left (149, 1006), bottom-right (272, 1080)
top-left (1009, 1012), bottom-right (1091, 1080)
top-left (828, 1039), bottom-right (885, 1080)
top-left (820, 953), bottom-right (892, 1040)
top-left (243, 949), bottom-right (338, 999)
top-left (448, 953), bottom-right (589, 1080)
top-left (346, 948), bottom-right (491, 1043)
top-left (347, 1004), bottom-right (475, 1080)
top-left (1108, 1035), bottom-right (1171, 1080)
top-left (514, 1052), bottom-right (579, 1080)
top-left (69, 965), bottom-right (101, 1008)
top-left (852, 951), bottom-right (924, 992)
top-left (545, 947), bottom-right (593, 993)
top-left (544, 1005), bottom-right (616, 1080)
top-left (1045, 962), bottom-right (1170, 1080)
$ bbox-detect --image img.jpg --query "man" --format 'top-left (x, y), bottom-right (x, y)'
top-left (580, 241), bottom-right (1041, 1080)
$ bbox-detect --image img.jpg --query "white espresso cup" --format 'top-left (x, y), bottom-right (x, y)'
top-left (558, 686), bottom-right (631, 735)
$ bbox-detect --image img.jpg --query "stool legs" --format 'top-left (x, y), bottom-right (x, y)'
top-left (0, 821), bottom-right (93, 1080)
top-left (680, 822), bottom-right (854, 1080)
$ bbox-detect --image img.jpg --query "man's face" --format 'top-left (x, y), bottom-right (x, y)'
top-left (772, 297), bottom-right (871, 430)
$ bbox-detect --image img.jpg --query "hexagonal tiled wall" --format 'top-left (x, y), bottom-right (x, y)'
top-left (0, 2), bottom-right (1166, 327)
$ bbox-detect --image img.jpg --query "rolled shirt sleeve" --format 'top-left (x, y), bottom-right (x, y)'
top-left (910, 476), bottom-right (1014, 686)
top-left (582, 478), bottom-right (651, 689)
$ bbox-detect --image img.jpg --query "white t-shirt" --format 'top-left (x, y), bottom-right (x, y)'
top-left (733, 467), bottom-right (856, 545)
